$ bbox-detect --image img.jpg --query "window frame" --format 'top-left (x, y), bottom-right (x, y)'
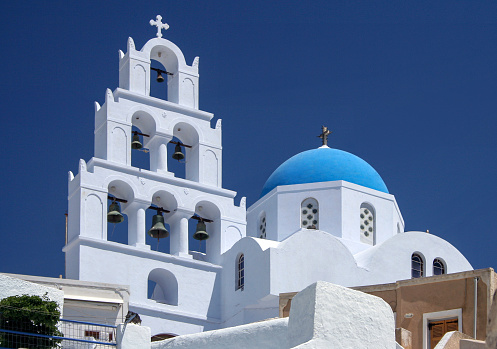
top-left (433, 258), bottom-right (446, 276)
top-left (236, 253), bottom-right (245, 291)
top-left (258, 212), bottom-right (267, 239)
top-left (360, 203), bottom-right (376, 245)
top-left (301, 198), bottom-right (319, 229)
top-left (412, 253), bottom-right (424, 278)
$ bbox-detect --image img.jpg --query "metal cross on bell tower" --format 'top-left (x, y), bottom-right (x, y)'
top-left (318, 126), bottom-right (332, 146)
top-left (150, 15), bottom-right (170, 38)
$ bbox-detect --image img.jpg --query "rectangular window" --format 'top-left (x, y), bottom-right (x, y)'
top-left (84, 330), bottom-right (100, 339)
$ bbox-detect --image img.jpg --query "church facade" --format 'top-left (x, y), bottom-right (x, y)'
top-left (64, 17), bottom-right (472, 337)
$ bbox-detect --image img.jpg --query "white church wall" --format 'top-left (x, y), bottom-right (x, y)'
top-left (340, 182), bottom-right (404, 254)
top-left (247, 180), bottom-right (403, 255)
top-left (246, 192), bottom-right (278, 240)
top-left (73, 244), bottom-right (221, 319)
top-left (354, 231), bottom-right (473, 284)
top-left (220, 237), bottom-right (275, 325)
top-left (269, 230), bottom-right (367, 293)
top-left (219, 228), bottom-right (473, 327)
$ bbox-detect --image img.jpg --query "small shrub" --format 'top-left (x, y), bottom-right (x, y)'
top-left (0, 293), bottom-right (62, 349)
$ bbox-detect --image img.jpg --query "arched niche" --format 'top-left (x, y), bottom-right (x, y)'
top-left (149, 44), bottom-right (181, 77)
top-left (168, 122), bottom-right (200, 182)
top-left (148, 268), bottom-right (178, 306)
top-left (110, 126), bottom-right (127, 165)
top-left (131, 111), bottom-right (156, 171)
top-left (141, 39), bottom-right (197, 107)
top-left (145, 190), bottom-right (179, 253)
top-left (131, 110), bottom-right (156, 137)
top-left (192, 200), bottom-right (221, 258)
top-left (107, 180), bottom-right (135, 245)
top-left (85, 194), bottom-right (104, 240)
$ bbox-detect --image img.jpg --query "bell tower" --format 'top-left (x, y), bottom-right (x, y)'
top-left (64, 16), bottom-right (246, 334)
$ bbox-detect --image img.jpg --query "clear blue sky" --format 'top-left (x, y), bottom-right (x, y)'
top-left (1, 1), bottom-right (496, 278)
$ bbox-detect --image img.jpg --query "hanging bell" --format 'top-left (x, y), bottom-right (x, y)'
top-left (131, 133), bottom-right (143, 150)
top-left (193, 220), bottom-right (209, 241)
top-left (172, 143), bottom-right (185, 161)
top-left (156, 71), bottom-right (165, 83)
top-left (107, 201), bottom-right (124, 224)
top-left (148, 213), bottom-right (169, 239)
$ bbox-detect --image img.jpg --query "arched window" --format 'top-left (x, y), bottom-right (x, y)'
top-left (360, 203), bottom-right (375, 245)
top-left (433, 258), bottom-right (446, 275)
top-left (301, 198), bottom-right (319, 229)
top-left (411, 253), bottom-right (424, 278)
top-left (236, 254), bottom-right (244, 291)
top-left (259, 212), bottom-right (266, 239)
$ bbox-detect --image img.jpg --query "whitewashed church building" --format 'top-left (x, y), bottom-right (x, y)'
top-left (64, 16), bottom-right (473, 337)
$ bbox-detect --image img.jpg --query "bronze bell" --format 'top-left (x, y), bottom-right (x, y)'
top-left (193, 220), bottom-right (209, 241)
top-left (131, 133), bottom-right (143, 150)
top-left (148, 213), bottom-right (169, 239)
top-left (107, 201), bottom-right (124, 224)
top-left (172, 143), bottom-right (185, 161)
top-left (156, 71), bottom-right (165, 83)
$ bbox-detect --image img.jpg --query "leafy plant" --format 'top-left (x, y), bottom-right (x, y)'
top-left (0, 293), bottom-right (62, 349)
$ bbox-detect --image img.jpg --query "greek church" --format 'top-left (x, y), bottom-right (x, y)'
top-left (64, 16), bottom-right (473, 339)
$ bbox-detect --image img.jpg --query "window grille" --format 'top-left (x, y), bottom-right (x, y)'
top-left (259, 213), bottom-right (267, 239)
top-left (301, 198), bottom-right (319, 229)
top-left (433, 258), bottom-right (446, 275)
top-left (236, 254), bottom-right (245, 291)
top-left (360, 203), bottom-right (375, 245)
top-left (411, 253), bottom-right (424, 278)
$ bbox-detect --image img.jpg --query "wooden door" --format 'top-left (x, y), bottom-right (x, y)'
top-left (429, 318), bottom-right (458, 348)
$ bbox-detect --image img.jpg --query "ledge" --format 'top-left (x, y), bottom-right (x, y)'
top-left (63, 236), bottom-right (222, 271)
top-left (113, 88), bottom-right (213, 121)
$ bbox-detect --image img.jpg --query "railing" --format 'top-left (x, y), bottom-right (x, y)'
top-left (0, 309), bottom-right (117, 348)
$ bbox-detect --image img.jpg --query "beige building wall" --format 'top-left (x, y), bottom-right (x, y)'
top-left (280, 268), bottom-right (496, 349)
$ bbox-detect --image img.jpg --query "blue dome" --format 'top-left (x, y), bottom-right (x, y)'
top-left (261, 147), bottom-right (388, 197)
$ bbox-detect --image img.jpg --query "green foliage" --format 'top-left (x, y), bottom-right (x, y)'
top-left (0, 293), bottom-right (63, 349)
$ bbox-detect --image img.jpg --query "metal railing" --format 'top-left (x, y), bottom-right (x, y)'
top-left (0, 307), bottom-right (117, 348)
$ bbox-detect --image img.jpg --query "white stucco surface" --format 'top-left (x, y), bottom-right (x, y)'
top-left (152, 318), bottom-right (288, 349)
top-left (150, 281), bottom-right (396, 349)
top-left (288, 281), bottom-right (396, 348)
top-left (117, 323), bottom-right (151, 349)
top-left (0, 274), bottom-right (64, 311)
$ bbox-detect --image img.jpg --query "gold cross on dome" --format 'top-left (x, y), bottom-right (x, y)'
top-left (150, 15), bottom-right (169, 38)
top-left (317, 126), bottom-right (332, 146)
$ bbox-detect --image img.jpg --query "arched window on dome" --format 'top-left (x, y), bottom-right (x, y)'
top-left (360, 203), bottom-right (375, 245)
top-left (236, 253), bottom-right (244, 291)
top-left (411, 253), bottom-right (424, 278)
top-left (433, 258), bottom-right (446, 276)
top-left (301, 198), bottom-right (319, 229)
top-left (258, 212), bottom-right (267, 239)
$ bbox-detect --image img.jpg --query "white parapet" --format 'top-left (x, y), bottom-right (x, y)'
top-left (288, 281), bottom-right (396, 349)
top-left (117, 323), bottom-right (151, 349)
top-left (148, 280), bottom-right (396, 349)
